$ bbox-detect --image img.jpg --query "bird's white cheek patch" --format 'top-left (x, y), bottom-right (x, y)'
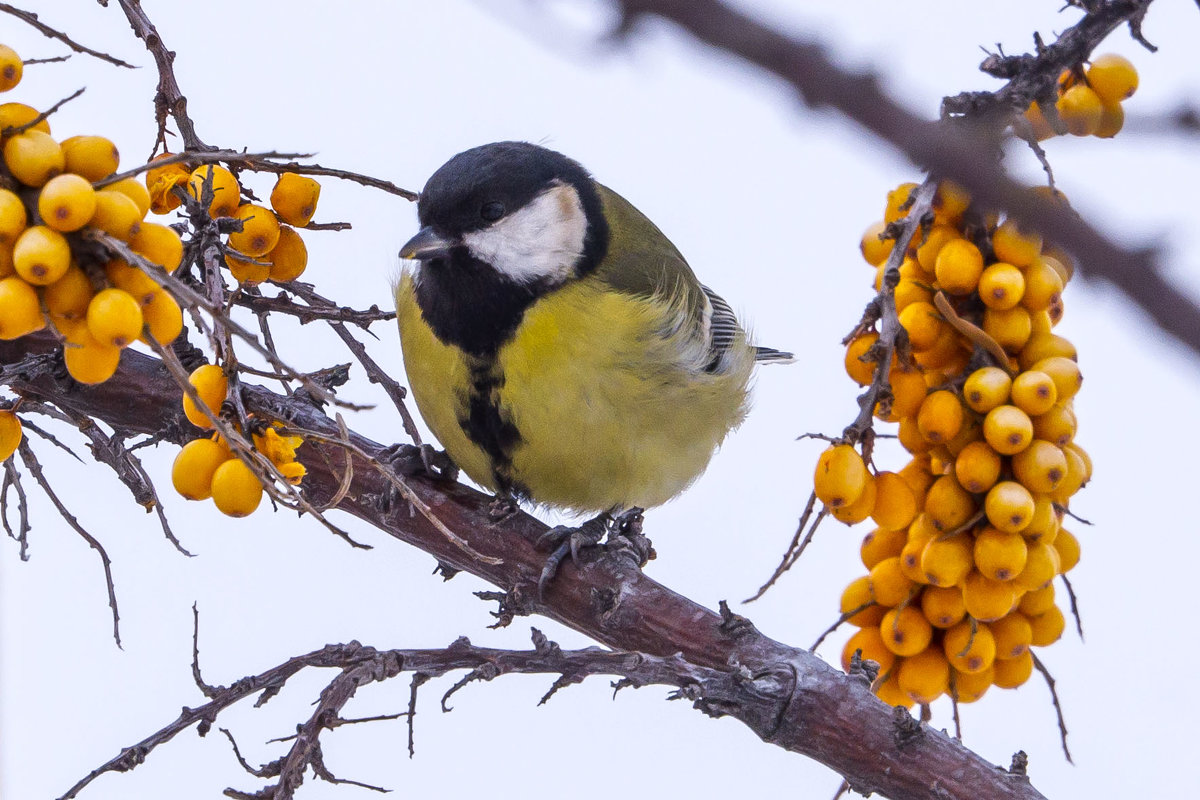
top-left (462, 182), bottom-right (588, 284)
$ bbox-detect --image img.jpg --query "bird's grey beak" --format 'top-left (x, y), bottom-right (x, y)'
top-left (399, 227), bottom-right (454, 261)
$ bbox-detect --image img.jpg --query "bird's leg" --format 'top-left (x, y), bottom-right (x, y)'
top-left (488, 492), bottom-right (520, 522)
top-left (536, 512), bottom-right (613, 598)
top-left (374, 443), bottom-right (459, 512)
top-left (607, 507), bottom-right (655, 568)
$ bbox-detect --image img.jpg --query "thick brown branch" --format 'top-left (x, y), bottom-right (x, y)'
top-left (1, 334), bottom-right (1047, 800)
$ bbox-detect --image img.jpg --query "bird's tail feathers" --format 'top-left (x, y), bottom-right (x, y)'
top-left (754, 346), bottom-right (795, 365)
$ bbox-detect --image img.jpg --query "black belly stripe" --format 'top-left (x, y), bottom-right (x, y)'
top-left (459, 359), bottom-right (525, 497)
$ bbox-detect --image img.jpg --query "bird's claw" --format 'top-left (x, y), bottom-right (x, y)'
top-left (537, 514), bottom-right (611, 598)
top-left (375, 443), bottom-right (459, 512)
top-left (489, 494), bottom-right (520, 522)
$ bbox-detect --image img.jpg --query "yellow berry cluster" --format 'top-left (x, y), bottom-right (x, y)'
top-left (1024, 53), bottom-right (1138, 140)
top-left (170, 363), bottom-right (306, 517)
top-left (817, 178), bottom-right (1088, 708)
top-left (144, 157), bottom-right (318, 285)
top-left (0, 42), bottom-right (184, 384)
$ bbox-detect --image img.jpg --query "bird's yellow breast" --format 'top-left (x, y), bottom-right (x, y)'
top-left (395, 272), bottom-right (753, 512)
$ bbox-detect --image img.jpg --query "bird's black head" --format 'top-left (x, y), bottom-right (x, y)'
top-left (401, 142), bottom-right (610, 357)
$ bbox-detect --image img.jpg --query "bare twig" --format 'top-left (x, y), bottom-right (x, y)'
top-left (1031, 652), bottom-right (1073, 764)
top-left (0, 3), bottom-right (136, 66)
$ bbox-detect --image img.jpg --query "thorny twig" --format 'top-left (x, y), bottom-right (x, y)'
top-left (1, 459), bottom-right (30, 559)
top-left (0, 3), bottom-right (136, 67)
top-left (1031, 652), bottom-right (1073, 763)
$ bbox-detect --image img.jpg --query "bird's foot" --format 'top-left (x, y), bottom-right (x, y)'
top-left (536, 512), bottom-right (612, 598)
top-left (489, 494), bottom-right (520, 522)
top-left (375, 443), bottom-right (459, 512)
top-left (608, 507), bottom-right (655, 568)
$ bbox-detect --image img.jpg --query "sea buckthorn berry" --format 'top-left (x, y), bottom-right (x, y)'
top-left (951, 666), bottom-right (994, 703)
top-left (1019, 585), bottom-right (1056, 617)
top-left (1053, 528), bottom-right (1081, 573)
top-left (954, 440), bottom-right (1001, 494)
top-left (898, 647), bottom-right (950, 704)
top-left (989, 614), bottom-right (1034, 659)
top-left (933, 180), bottom-right (970, 224)
top-left (229, 204), bottom-right (281, 257)
top-left (1022, 100), bottom-right (1057, 141)
top-left (861, 526), bottom-right (907, 570)
top-left (922, 585), bottom-right (967, 629)
top-left (1032, 403), bottom-right (1076, 447)
top-left (1056, 84), bottom-right (1104, 136)
top-left (831, 473), bottom-right (876, 525)
top-left (978, 262), bottom-right (1025, 310)
top-left (985, 481), bottom-right (1036, 533)
top-left (900, 534), bottom-right (932, 584)
top-left (267, 226), bottom-right (308, 283)
top-left (916, 390), bottom-right (962, 445)
top-left (963, 367), bottom-right (1012, 413)
top-left (913, 328), bottom-right (963, 372)
top-left (1023, 495), bottom-right (1061, 544)
top-left (210, 458), bottom-right (264, 518)
top-left (872, 263), bottom-right (886, 292)
top-left (0, 45), bottom-right (22, 92)
top-left (925, 475), bottom-right (976, 533)
top-left (934, 238), bottom-right (984, 295)
top-left (920, 534), bottom-right (973, 588)
top-left (874, 672), bottom-right (913, 709)
top-left (3, 130), bottom-right (64, 186)
top-left (1012, 440), bottom-right (1068, 494)
top-left (130, 222), bottom-right (184, 271)
top-left (844, 332), bottom-right (878, 386)
top-left (1086, 53), bottom-right (1138, 103)
top-left (1038, 253), bottom-right (1072, 286)
top-left (943, 620), bottom-right (996, 675)
top-left (0, 409), bottom-right (20, 461)
top-left (105, 259), bottom-right (160, 305)
top-left (183, 364), bottom-right (228, 430)
top-left (883, 182), bottom-right (918, 224)
top-left (992, 219), bottom-right (1042, 267)
top-left (0, 276), bottom-right (43, 339)
top-left (145, 154), bottom-right (191, 214)
top-left (271, 173), bottom-right (322, 227)
top-left (841, 626), bottom-right (895, 675)
top-left (1020, 333), bottom-right (1077, 368)
top-left (841, 576), bottom-right (884, 628)
top-left (227, 253), bottom-right (270, 285)
top-left (869, 556), bottom-right (917, 607)
top-left (188, 164), bottom-right (242, 218)
top-left (44, 265), bottom-right (93, 321)
top-left (1030, 356), bottom-right (1082, 402)
top-left (974, 525), bottom-right (1028, 582)
top-left (915, 225), bottom-right (960, 273)
top-left (13, 225), bottom-right (70, 285)
top-left (0, 188), bottom-right (27, 244)
top-left (1014, 541), bottom-right (1061, 592)
top-left (62, 324), bottom-right (120, 384)
top-left (1010, 370), bottom-right (1058, 417)
top-left (1028, 605), bottom-right (1066, 647)
top-left (171, 438), bottom-right (230, 501)
top-left (1050, 446), bottom-right (1089, 504)
top-left (899, 255), bottom-right (933, 283)
top-left (1064, 442), bottom-right (1092, 483)
top-left (870, 472), bottom-right (918, 531)
top-left (898, 457), bottom-right (935, 500)
top-left (983, 306), bottom-right (1032, 353)
top-left (894, 278), bottom-right (933, 313)
top-left (89, 189), bottom-right (143, 240)
top-left (1021, 258), bottom-right (1065, 312)
top-left (87, 288), bottom-right (143, 348)
top-left (992, 650), bottom-right (1034, 689)
top-left (962, 570), bottom-right (1019, 622)
top-left (1094, 100), bottom-right (1124, 138)
top-left (0, 102), bottom-right (50, 134)
top-left (859, 220), bottom-right (892, 266)
top-left (983, 405), bottom-right (1033, 456)
top-left (898, 301), bottom-right (944, 351)
top-left (38, 173), bottom-right (97, 233)
top-left (141, 290), bottom-right (183, 345)
top-left (814, 444), bottom-right (869, 508)
top-left (876, 362), bottom-right (927, 421)
top-left (106, 177), bottom-right (152, 218)
top-left (59, 135), bottom-right (120, 181)
top-left (880, 606), bottom-right (933, 657)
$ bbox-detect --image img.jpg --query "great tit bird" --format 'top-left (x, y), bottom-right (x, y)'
top-left (396, 142), bottom-right (790, 580)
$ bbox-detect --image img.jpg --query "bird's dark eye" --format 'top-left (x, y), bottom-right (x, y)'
top-left (480, 201), bottom-right (505, 222)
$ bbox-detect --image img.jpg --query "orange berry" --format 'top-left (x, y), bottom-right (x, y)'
top-left (1021, 258), bottom-right (1065, 312)
top-left (880, 606), bottom-right (933, 657)
top-left (978, 262), bottom-right (1024, 310)
top-left (13, 225), bottom-right (70, 285)
top-left (187, 164), bottom-right (242, 217)
top-left (898, 301), bottom-right (944, 352)
top-left (38, 173), bottom-right (97, 232)
top-left (87, 288), bottom-right (143, 348)
top-left (898, 647), bottom-right (950, 704)
top-left (920, 534), bottom-right (973, 588)
top-left (0, 188), bottom-right (26, 245)
top-left (870, 472), bottom-right (918, 531)
top-left (0, 409), bottom-right (21, 461)
top-left (1030, 356), bottom-right (1082, 402)
top-left (1028, 605), bottom-right (1066, 647)
top-left (172, 438), bottom-right (230, 501)
top-left (0, 102), bottom-right (50, 135)
top-left (860, 526), bottom-right (908, 570)
top-left (883, 182), bottom-right (918, 224)
top-left (844, 332), bottom-right (879, 386)
top-left (954, 440), bottom-right (1001, 494)
top-left (983, 405), bottom-right (1033, 456)
top-left (3, 130), bottom-right (63, 187)
top-left (841, 626), bottom-right (896, 675)
top-left (934, 238), bottom-right (984, 295)
top-left (814, 444), bottom-right (869, 509)
top-left (962, 570), bottom-right (1019, 622)
top-left (983, 306), bottom-right (1032, 353)
top-left (60, 135), bottom-right (120, 181)
top-left (951, 666), bottom-right (994, 703)
top-left (145, 154), bottom-right (191, 215)
top-left (1031, 403), bottom-right (1076, 447)
top-left (105, 259), bottom-right (160, 306)
top-left (925, 475), bottom-right (976, 533)
top-left (943, 620), bottom-right (996, 675)
top-left (267, 225), bottom-right (307, 283)
top-left (210, 458), bottom-right (264, 517)
top-left (141, 290), bottom-right (183, 345)
top-left (1010, 370), bottom-right (1058, 417)
top-left (916, 389), bottom-right (963, 445)
top-left (1094, 100), bottom-right (1124, 138)
top-left (0, 276), bottom-right (44, 339)
top-left (831, 472), bottom-right (877, 525)
top-left (973, 525), bottom-right (1028, 582)
top-left (915, 225), bottom-right (960, 273)
top-left (1023, 101), bottom-right (1056, 141)
top-left (991, 220), bottom-right (1042, 267)
top-left (989, 613), bottom-right (1033, 660)
top-left (1050, 445), bottom-right (1089, 505)
top-left (62, 323), bottom-right (121, 384)
top-left (1019, 333), bottom-right (1077, 369)
top-left (841, 575), bottom-right (885, 628)
top-left (873, 671), bottom-right (913, 709)
top-left (894, 278), bottom-right (934, 313)
top-left (228, 204), bottom-right (281, 257)
top-left (921, 585), bottom-right (967, 629)
top-left (992, 650), bottom-right (1034, 689)
top-left (44, 265), bottom-right (94, 322)
top-left (1053, 528), bottom-right (1081, 573)
top-left (933, 180), bottom-right (970, 224)
top-left (182, 364), bottom-right (229, 430)
top-left (270, 173), bottom-right (321, 227)
top-left (226, 253), bottom-right (270, 285)
top-left (1022, 495), bottom-right (1061, 545)
top-left (105, 177), bottom-right (153, 218)
top-left (859, 220), bottom-right (893, 266)
top-left (877, 363), bottom-right (927, 421)
top-left (984, 480), bottom-right (1035, 534)
top-left (0, 44), bottom-right (22, 92)
top-left (1056, 84), bottom-right (1104, 136)
top-left (1012, 440), bottom-right (1068, 494)
top-left (869, 556), bottom-right (917, 607)
top-left (1086, 53), bottom-right (1138, 104)
top-left (88, 189), bottom-right (143, 240)
top-left (1014, 541), bottom-right (1061, 592)
top-left (130, 222), bottom-right (184, 271)
top-left (963, 367), bottom-right (1012, 414)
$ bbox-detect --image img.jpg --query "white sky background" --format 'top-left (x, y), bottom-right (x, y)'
top-left (2, 1), bottom-right (1199, 798)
